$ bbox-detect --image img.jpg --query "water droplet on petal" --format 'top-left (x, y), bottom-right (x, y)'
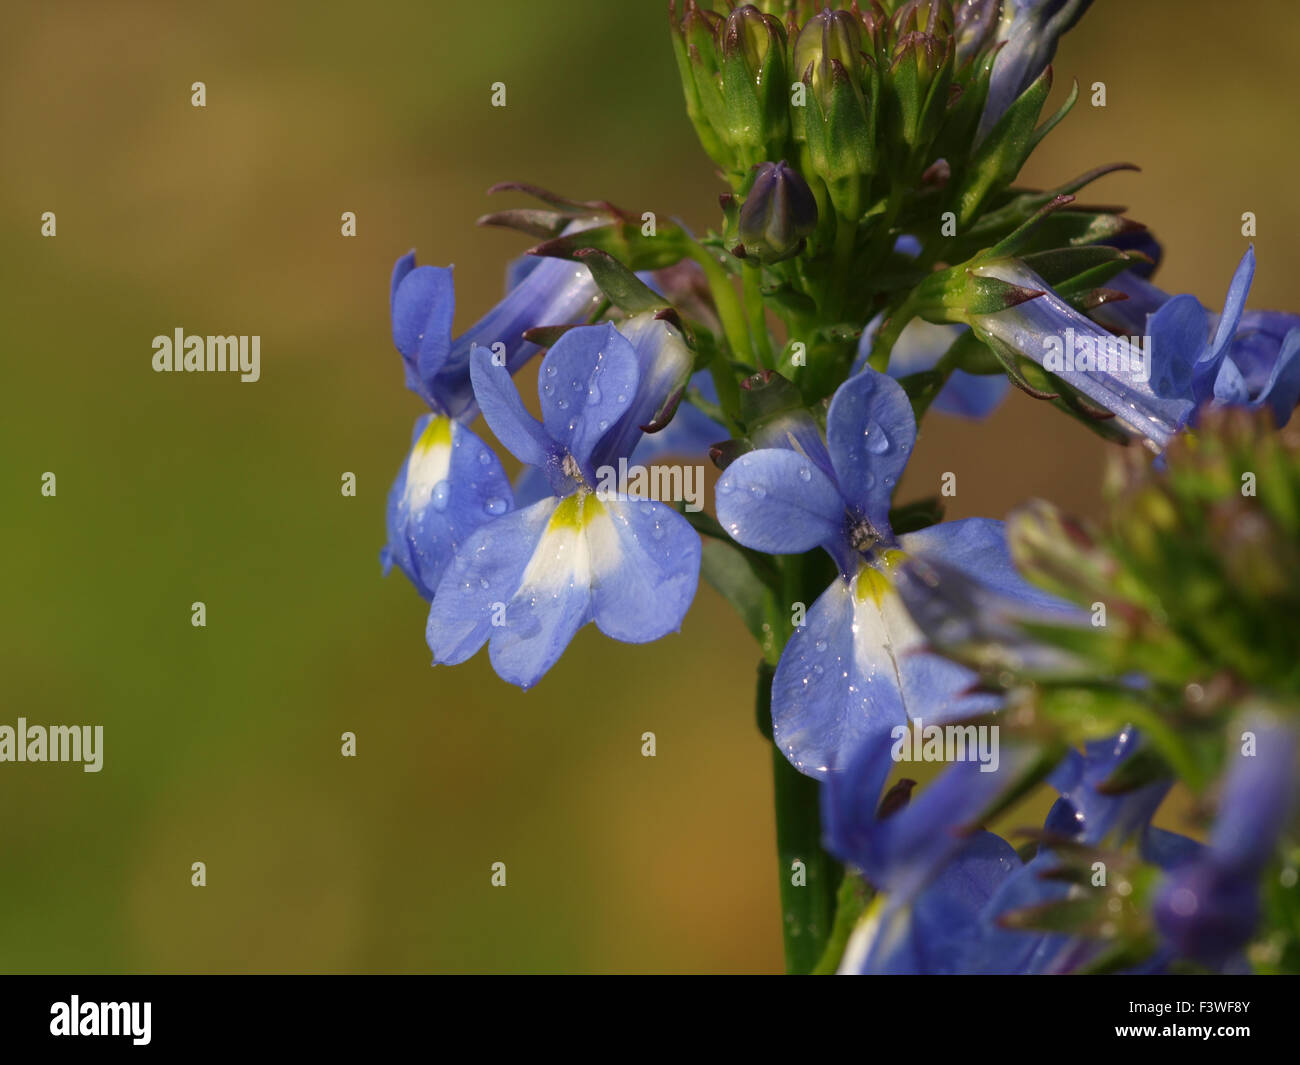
top-left (431, 480), bottom-right (450, 512)
top-left (864, 422), bottom-right (891, 454)
top-left (484, 497), bottom-right (507, 516)
top-left (798, 466), bottom-right (812, 482)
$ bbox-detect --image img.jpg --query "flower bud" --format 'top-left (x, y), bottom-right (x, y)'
top-left (737, 161), bottom-right (818, 263)
top-left (790, 9), bottom-right (876, 221)
top-left (719, 5), bottom-right (791, 169)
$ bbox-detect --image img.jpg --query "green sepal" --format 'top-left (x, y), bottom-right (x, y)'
top-left (568, 249), bottom-right (668, 315)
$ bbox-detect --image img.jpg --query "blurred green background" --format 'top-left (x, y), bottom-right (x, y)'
top-left (1, 0), bottom-right (1296, 973)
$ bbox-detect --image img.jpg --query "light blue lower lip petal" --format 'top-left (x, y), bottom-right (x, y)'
top-left (426, 496), bottom-right (558, 668)
top-left (770, 576), bottom-right (909, 779)
top-left (383, 415), bottom-right (513, 600)
top-left (487, 495), bottom-right (597, 688)
top-left (587, 498), bottom-right (700, 644)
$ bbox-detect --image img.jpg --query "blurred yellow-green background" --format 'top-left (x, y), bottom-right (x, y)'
top-left (1, 0), bottom-right (1296, 973)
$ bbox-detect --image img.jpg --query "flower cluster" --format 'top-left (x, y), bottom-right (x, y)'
top-left (383, 1), bottom-right (1300, 973)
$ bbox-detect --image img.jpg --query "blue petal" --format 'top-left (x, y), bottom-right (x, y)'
top-left (772, 576), bottom-right (908, 777)
top-left (1210, 714), bottom-right (1296, 873)
top-left (1258, 328), bottom-right (1300, 424)
top-left (1142, 827), bottom-right (1202, 872)
top-left (898, 517), bottom-right (1071, 614)
top-left (826, 369), bottom-right (916, 535)
top-left (391, 262), bottom-right (454, 408)
top-left (748, 407), bottom-right (836, 481)
top-left (382, 415), bottom-right (513, 600)
top-left (592, 313), bottom-right (695, 468)
top-left (1092, 269), bottom-right (1172, 336)
top-left (1204, 246), bottom-right (1255, 369)
top-left (426, 497), bottom-right (558, 668)
top-left (391, 250), bottom-right (416, 306)
top-left (1148, 293), bottom-right (1208, 401)
top-left (470, 343), bottom-right (553, 468)
top-left (975, 260), bottom-right (1194, 450)
top-left (538, 322), bottom-right (640, 473)
top-left (511, 465), bottom-right (553, 509)
top-left (586, 498), bottom-right (700, 642)
top-left (504, 254), bottom-right (541, 292)
top-left (435, 253), bottom-right (602, 418)
top-left (488, 497), bottom-right (595, 688)
top-left (883, 319), bottom-right (964, 376)
top-left (933, 371), bottom-right (1011, 418)
top-left (715, 448), bottom-right (845, 556)
top-left (841, 832), bottom-right (1022, 974)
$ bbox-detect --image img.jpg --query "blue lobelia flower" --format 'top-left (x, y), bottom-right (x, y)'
top-left (972, 248), bottom-right (1300, 452)
top-left (425, 316), bottom-right (701, 688)
top-left (714, 367), bottom-right (1071, 777)
top-left (979, 0), bottom-right (1096, 140)
top-left (1132, 248), bottom-right (1300, 427)
top-left (826, 728), bottom-right (1203, 974)
top-left (1154, 713), bottom-right (1297, 967)
top-left (381, 249), bottom-right (601, 599)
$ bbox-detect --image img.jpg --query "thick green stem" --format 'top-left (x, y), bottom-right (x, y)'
top-left (757, 660), bottom-right (843, 974)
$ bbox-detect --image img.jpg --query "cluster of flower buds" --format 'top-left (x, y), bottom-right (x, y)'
top-left (671, 1), bottom-right (1081, 233)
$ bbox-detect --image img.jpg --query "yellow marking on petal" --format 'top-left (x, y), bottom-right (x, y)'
top-left (877, 547), bottom-right (906, 572)
top-left (550, 491), bottom-right (605, 531)
top-left (404, 415), bottom-right (454, 510)
top-left (854, 562), bottom-right (893, 605)
top-left (416, 414), bottom-right (453, 453)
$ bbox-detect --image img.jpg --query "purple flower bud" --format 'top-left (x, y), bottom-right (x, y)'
top-left (737, 161), bottom-right (818, 263)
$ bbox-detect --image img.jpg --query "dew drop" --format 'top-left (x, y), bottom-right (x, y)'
top-left (431, 480), bottom-right (450, 512)
top-left (484, 497), bottom-right (507, 516)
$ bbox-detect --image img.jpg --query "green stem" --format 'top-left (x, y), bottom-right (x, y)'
top-left (757, 660), bottom-right (843, 974)
top-left (685, 240), bottom-right (751, 427)
top-left (686, 240), bottom-right (751, 366)
top-left (866, 293), bottom-right (918, 372)
top-left (742, 266), bottom-right (774, 369)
